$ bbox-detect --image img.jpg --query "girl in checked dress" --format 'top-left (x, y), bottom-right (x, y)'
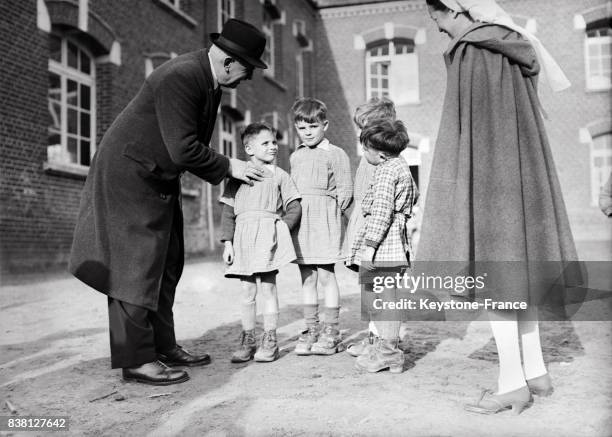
top-left (220, 123), bottom-right (301, 363)
top-left (343, 97), bottom-right (397, 356)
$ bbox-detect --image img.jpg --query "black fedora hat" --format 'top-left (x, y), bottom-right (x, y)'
top-left (210, 19), bottom-right (268, 69)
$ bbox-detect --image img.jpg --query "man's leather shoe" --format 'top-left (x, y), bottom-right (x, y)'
top-left (122, 361), bottom-right (189, 386)
top-left (157, 345), bottom-right (211, 367)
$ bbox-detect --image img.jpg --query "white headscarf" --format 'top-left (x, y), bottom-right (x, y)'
top-left (437, 0), bottom-right (571, 91)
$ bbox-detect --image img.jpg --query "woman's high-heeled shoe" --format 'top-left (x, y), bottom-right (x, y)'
top-left (464, 386), bottom-right (532, 415)
top-left (527, 373), bottom-right (554, 397)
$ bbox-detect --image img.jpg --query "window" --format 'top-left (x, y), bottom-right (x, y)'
top-left (293, 19), bottom-right (309, 48)
top-left (261, 111), bottom-right (278, 130)
top-left (218, 112), bottom-right (237, 191)
top-left (48, 34), bottom-right (95, 167)
top-left (366, 39), bottom-right (419, 105)
top-left (585, 20), bottom-right (612, 90)
top-left (220, 112), bottom-right (237, 159)
top-left (591, 133), bottom-right (612, 204)
top-left (218, 0), bottom-right (234, 30)
top-left (154, 0), bottom-right (197, 26)
top-left (295, 53), bottom-right (304, 97)
top-left (262, 10), bottom-right (275, 76)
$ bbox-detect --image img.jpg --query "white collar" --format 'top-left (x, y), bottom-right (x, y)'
top-left (298, 138), bottom-right (330, 151)
top-left (207, 51), bottom-right (219, 90)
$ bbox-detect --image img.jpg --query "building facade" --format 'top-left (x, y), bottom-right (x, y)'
top-left (1, 0), bottom-right (319, 274)
top-left (1, 0), bottom-right (610, 275)
top-left (314, 0), bottom-right (612, 243)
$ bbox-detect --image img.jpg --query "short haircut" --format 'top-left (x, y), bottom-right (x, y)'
top-left (360, 119), bottom-right (409, 155)
top-left (241, 122), bottom-right (275, 146)
top-left (353, 97), bottom-right (396, 129)
top-left (425, 0), bottom-right (451, 12)
top-left (291, 97), bottom-right (328, 124)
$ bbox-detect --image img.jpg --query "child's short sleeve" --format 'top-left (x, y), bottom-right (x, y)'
top-left (218, 179), bottom-right (240, 207)
top-left (277, 168), bottom-right (301, 210)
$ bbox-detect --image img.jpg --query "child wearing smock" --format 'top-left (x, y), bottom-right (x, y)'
top-left (343, 97), bottom-right (397, 357)
top-left (344, 98), bottom-right (396, 254)
top-left (220, 123), bottom-right (302, 363)
top-left (347, 120), bottom-right (418, 373)
top-left (290, 97), bottom-right (353, 355)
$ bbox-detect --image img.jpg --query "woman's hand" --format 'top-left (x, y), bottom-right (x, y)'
top-left (223, 241), bottom-right (235, 265)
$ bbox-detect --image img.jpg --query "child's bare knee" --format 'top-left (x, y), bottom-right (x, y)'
top-left (317, 266), bottom-right (336, 286)
top-left (241, 281), bottom-right (257, 303)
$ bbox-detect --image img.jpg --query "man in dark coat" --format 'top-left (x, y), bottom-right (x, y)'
top-left (69, 19), bottom-right (268, 385)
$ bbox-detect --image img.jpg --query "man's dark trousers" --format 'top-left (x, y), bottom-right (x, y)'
top-left (107, 204), bottom-right (184, 369)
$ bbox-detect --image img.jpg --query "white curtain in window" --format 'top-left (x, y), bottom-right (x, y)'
top-left (389, 53), bottom-right (419, 105)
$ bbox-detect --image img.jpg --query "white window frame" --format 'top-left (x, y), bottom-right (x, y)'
top-left (218, 112), bottom-right (238, 192)
top-left (220, 112), bottom-right (237, 159)
top-left (263, 13), bottom-right (275, 77)
top-left (47, 36), bottom-right (96, 168)
top-left (365, 39), bottom-right (419, 104)
top-left (293, 19), bottom-right (306, 38)
top-left (217, 0), bottom-right (235, 31)
top-left (585, 27), bottom-right (612, 91)
top-left (295, 52), bottom-right (304, 97)
top-left (366, 44), bottom-right (390, 99)
top-left (590, 133), bottom-right (612, 205)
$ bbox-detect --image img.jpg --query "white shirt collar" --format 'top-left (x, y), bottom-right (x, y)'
top-left (298, 138), bottom-right (330, 150)
top-left (207, 51), bottom-right (219, 90)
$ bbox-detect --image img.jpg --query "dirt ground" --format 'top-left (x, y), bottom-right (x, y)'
top-left (1, 241), bottom-right (611, 437)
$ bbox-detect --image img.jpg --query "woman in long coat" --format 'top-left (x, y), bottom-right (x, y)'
top-left (419, 0), bottom-right (580, 414)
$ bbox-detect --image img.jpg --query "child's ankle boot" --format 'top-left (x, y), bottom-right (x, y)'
top-left (294, 324), bottom-right (319, 355)
top-left (230, 329), bottom-right (257, 363)
top-left (311, 324), bottom-right (345, 355)
top-left (311, 306), bottom-right (344, 355)
top-left (355, 338), bottom-right (404, 373)
top-left (346, 331), bottom-right (377, 357)
top-left (254, 330), bottom-right (279, 362)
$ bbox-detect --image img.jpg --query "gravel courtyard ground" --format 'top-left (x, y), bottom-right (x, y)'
top-left (1, 241), bottom-right (610, 436)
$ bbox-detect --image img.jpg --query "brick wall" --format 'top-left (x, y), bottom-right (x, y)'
top-left (0, 0), bottom-right (319, 275)
top-left (1, 0), bottom-right (206, 275)
top-left (315, 0), bottom-right (611, 241)
top-left (1, 0), bottom-right (69, 273)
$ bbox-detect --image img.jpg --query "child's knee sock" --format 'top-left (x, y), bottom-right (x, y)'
top-left (261, 284), bottom-right (279, 332)
top-left (241, 298), bottom-right (256, 331)
top-left (263, 312), bottom-right (279, 331)
top-left (303, 303), bottom-right (319, 327)
top-left (374, 321), bottom-right (400, 340)
top-left (323, 306), bottom-right (340, 328)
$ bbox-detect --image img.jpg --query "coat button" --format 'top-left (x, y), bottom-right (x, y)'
top-left (160, 193), bottom-right (167, 200)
